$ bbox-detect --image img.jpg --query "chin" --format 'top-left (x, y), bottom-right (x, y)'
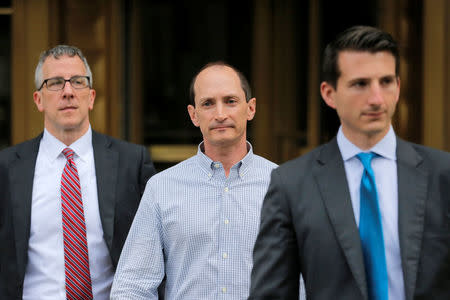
top-left (364, 119), bottom-right (389, 130)
top-left (61, 121), bottom-right (85, 131)
top-left (212, 138), bottom-right (233, 145)
top-left (364, 126), bottom-right (390, 137)
top-left (210, 137), bottom-right (239, 146)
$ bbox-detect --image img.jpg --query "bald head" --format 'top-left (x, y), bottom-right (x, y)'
top-left (189, 61), bottom-right (252, 106)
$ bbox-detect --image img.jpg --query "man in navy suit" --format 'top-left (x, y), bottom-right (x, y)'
top-left (0, 45), bottom-right (155, 299)
top-left (249, 26), bottom-right (450, 300)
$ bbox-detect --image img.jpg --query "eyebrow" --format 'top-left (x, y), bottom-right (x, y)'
top-left (198, 97), bottom-right (214, 103)
top-left (344, 77), bottom-right (366, 87)
top-left (45, 75), bottom-right (86, 80)
top-left (198, 94), bottom-right (241, 102)
top-left (347, 74), bottom-right (396, 85)
top-left (222, 94), bottom-right (240, 99)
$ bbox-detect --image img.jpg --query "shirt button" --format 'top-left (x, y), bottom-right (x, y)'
top-left (208, 173), bottom-right (212, 177)
top-left (224, 187), bottom-right (229, 192)
top-left (222, 287), bottom-right (227, 293)
top-left (222, 252), bottom-right (228, 259)
top-left (224, 218), bottom-right (229, 224)
top-left (214, 163), bottom-right (220, 168)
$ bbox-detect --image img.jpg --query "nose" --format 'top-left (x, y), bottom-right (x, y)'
top-left (215, 102), bottom-right (227, 121)
top-left (368, 83), bottom-right (383, 105)
top-left (62, 80), bottom-right (74, 99)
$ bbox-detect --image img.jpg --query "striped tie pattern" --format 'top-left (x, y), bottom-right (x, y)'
top-left (61, 148), bottom-right (93, 300)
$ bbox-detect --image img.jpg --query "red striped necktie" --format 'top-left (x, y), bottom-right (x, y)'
top-left (61, 148), bottom-right (93, 300)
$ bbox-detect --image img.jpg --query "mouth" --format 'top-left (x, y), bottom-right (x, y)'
top-left (362, 111), bottom-right (385, 118)
top-left (210, 125), bottom-right (234, 131)
top-left (59, 106), bottom-right (77, 111)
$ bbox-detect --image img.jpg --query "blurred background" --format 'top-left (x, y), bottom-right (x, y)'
top-left (1, 0), bottom-right (449, 170)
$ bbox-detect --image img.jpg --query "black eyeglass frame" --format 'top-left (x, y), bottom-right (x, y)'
top-left (38, 75), bottom-right (91, 91)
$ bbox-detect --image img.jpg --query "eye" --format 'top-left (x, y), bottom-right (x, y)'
top-left (202, 100), bottom-right (213, 107)
top-left (380, 76), bottom-right (394, 86)
top-left (352, 80), bottom-right (367, 88)
top-left (47, 78), bottom-right (64, 88)
top-left (226, 98), bottom-right (237, 104)
top-left (73, 77), bottom-right (84, 84)
top-left (70, 76), bottom-right (89, 88)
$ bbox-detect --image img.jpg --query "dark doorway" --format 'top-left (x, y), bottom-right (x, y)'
top-left (136, 0), bottom-right (253, 146)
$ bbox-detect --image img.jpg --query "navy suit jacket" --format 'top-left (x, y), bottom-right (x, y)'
top-left (0, 131), bottom-right (156, 298)
top-left (249, 137), bottom-right (450, 300)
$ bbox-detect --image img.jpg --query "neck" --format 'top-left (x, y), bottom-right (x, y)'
top-left (342, 127), bottom-right (390, 151)
top-left (46, 126), bottom-right (89, 146)
top-left (203, 140), bottom-right (249, 177)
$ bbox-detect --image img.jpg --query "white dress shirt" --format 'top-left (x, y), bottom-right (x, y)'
top-left (23, 127), bottom-right (114, 300)
top-left (337, 126), bottom-right (405, 300)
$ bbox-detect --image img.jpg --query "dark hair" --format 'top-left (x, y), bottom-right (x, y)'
top-left (322, 26), bottom-right (399, 89)
top-left (189, 61), bottom-right (252, 106)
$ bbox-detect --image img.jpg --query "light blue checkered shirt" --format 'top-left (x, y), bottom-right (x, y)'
top-left (111, 143), bottom-right (277, 299)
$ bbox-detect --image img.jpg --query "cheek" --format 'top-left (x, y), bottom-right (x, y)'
top-left (388, 99), bottom-right (398, 114)
top-left (389, 92), bottom-right (399, 105)
top-left (43, 100), bottom-right (57, 114)
top-left (336, 102), bottom-right (357, 120)
top-left (198, 123), bottom-right (210, 136)
top-left (237, 109), bottom-right (250, 122)
top-left (197, 117), bottom-right (209, 131)
top-left (84, 95), bottom-right (94, 110)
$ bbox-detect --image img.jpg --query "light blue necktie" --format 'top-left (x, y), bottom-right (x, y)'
top-left (357, 152), bottom-right (388, 300)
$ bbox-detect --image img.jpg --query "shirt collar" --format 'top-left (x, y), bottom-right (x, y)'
top-left (41, 126), bottom-right (92, 163)
top-left (195, 141), bottom-right (255, 178)
top-left (337, 126), bottom-right (397, 161)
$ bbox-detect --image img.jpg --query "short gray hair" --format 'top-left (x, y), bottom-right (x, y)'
top-left (34, 45), bottom-right (93, 90)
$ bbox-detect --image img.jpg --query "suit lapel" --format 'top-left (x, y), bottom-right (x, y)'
top-left (10, 136), bottom-right (41, 279)
top-left (396, 139), bottom-right (426, 300)
top-left (92, 131), bottom-right (118, 251)
top-left (314, 139), bottom-right (368, 300)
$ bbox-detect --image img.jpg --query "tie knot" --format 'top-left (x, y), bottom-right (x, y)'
top-left (356, 152), bottom-right (376, 170)
top-left (62, 148), bottom-right (75, 161)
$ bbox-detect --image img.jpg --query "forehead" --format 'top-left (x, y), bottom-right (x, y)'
top-left (194, 66), bottom-right (244, 99)
top-left (41, 55), bottom-right (87, 78)
top-left (337, 50), bottom-right (396, 79)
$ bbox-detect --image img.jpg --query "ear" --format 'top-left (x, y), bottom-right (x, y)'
top-left (88, 89), bottom-right (96, 110)
top-left (33, 91), bottom-right (44, 112)
top-left (247, 98), bottom-right (256, 121)
top-left (320, 81), bottom-right (337, 109)
top-left (187, 104), bottom-right (199, 127)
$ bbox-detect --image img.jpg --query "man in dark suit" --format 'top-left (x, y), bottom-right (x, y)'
top-left (0, 45), bottom-right (156, 299)
top-left (249, 26), bottom-right (450, 300)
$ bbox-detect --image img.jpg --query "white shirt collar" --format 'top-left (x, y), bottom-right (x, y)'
top-left (337, 126), bottom-right (397, 161)
top-left (41, 126), bottom-right (92, 163)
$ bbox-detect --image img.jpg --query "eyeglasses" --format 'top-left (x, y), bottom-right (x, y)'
top-left (38, 75), bottom-right (91, 91)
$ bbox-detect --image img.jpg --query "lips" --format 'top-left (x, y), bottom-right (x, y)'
top-left (210, 124), bottom-right (234, 130)
top-left (60, 106), bottom-right (77, 111)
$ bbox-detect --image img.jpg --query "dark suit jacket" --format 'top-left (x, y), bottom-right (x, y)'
top-left (0, 131), bottom-right (156, 299)
top-left (249, 137), bottom-right (450, 300)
